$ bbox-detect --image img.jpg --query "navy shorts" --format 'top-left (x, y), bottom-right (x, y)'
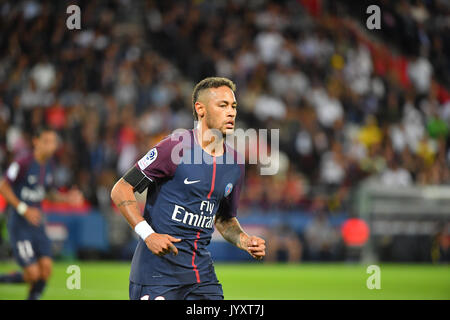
top-left (129, 281), bottom-right (224, 300)
top-left (8, 222), bottom-right (52, 267)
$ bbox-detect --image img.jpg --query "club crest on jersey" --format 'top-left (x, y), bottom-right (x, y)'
top-left (46, 174), bottom-right (53, 185)
top-left (224, 183), bottom-right (233, 197)
top-left (138, 148), bottom-right (158, 170)
top-left (28, 175), bottom-right (37, 185)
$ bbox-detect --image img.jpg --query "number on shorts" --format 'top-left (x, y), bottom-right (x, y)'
top-left (17, 240), bottom-right (34, 261)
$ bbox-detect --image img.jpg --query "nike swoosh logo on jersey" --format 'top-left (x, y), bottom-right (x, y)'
top-left (184, 178), bottom-right (200, 184)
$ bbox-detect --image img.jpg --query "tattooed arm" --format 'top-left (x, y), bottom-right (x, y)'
top-left (110, 178), bottom-right (180, 256)
top-left (214, 215), bottom-right (266, 260)
top-left (110, 178), bottom-right (143, 228)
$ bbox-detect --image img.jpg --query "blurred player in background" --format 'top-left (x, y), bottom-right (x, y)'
top-left (0, 126), bottom-right (83, 300)
top-left (111, 77), bottom-right (266, 300)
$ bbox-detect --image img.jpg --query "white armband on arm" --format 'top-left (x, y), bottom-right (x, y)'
top-left (16, 202), bottom-right (28, 216)
top-left (134, 220), bottom-right (155, 241)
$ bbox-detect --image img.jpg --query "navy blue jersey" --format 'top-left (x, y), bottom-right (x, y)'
top-left (130, 128), bottom-right (245, 285)
top-left (4, 153), bottom-right (54, 224)
top-left (3, 153), bottom-right (54, 265)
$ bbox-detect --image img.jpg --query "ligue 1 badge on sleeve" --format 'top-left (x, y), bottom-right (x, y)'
top-left (224, 183), bottom-right (233, 197)
top-left (138, 148), bottom-right (158, 170)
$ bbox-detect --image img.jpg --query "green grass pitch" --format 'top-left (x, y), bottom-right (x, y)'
top-left (0, 261), bottom-right (448, 300)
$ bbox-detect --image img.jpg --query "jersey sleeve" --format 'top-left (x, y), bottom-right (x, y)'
top-left (217, 163), bottom-right (245, 219)
top-left (4, 157), bottom-right (29, 186)
top-left (134, 135), bottom-right (181, 183)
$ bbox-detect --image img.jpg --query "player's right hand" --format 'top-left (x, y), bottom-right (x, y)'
top-left (145, 233), bottom-right (181, 257)
top-left (24, 207), bottom-right (42, 226)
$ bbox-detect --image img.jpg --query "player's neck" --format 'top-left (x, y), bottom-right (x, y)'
top-left (195, 125), bottom-right (224, 157)
top-left (33, 149), bottom-right (47, 165)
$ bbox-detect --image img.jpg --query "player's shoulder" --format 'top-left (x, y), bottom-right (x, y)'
top-left (224, 142), bottom-right (244, 164)
top-left (224, 142), bottom-right (245, 175)
top-left (13, 152), bottom-right (34, 169)
top-left (4, 152), bottom-right (33, 183)
top-left (155, 129), bottom-right (194, 151)
top-left (138, 129), bottom-right (194, 170)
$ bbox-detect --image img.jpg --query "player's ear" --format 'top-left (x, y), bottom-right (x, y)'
top-left (195, 101), bottom-right (206, 119)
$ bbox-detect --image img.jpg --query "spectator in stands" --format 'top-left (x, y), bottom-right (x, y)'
top-left (408, 54), bottom-right (433, 96)
top-left (319, 139), bottom-right (346, 188)
top-left (379, 154), bottom-right (413, 187)
top-left (304, 198), bottom-right (341, 261)
top-left (264, 223), bottom-right (303, 263)
top-left (433, 222), bottom-right (449, 263)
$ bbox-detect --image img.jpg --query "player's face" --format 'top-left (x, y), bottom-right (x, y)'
top-left (34, 131), bottom-right (58, 159)
top-left (203, 86), bottom-right (237, 137)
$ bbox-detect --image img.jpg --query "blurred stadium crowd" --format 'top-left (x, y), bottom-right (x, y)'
top-left (0, 0), bottom-right (449, 260)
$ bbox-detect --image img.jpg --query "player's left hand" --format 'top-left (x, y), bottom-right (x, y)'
top-left (245, 235), bottom-right (266, 260)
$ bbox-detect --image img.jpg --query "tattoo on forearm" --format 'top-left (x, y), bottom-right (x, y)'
top-left (117, 200), bottom-right (137, 207)
top-left (217, 218), bottom-right (246, 250)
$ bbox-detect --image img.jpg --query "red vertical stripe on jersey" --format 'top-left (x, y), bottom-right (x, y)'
top-left (207, 156), bottom-right (216, 199)
top-left (192, 231), bottom-right (201, 283)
